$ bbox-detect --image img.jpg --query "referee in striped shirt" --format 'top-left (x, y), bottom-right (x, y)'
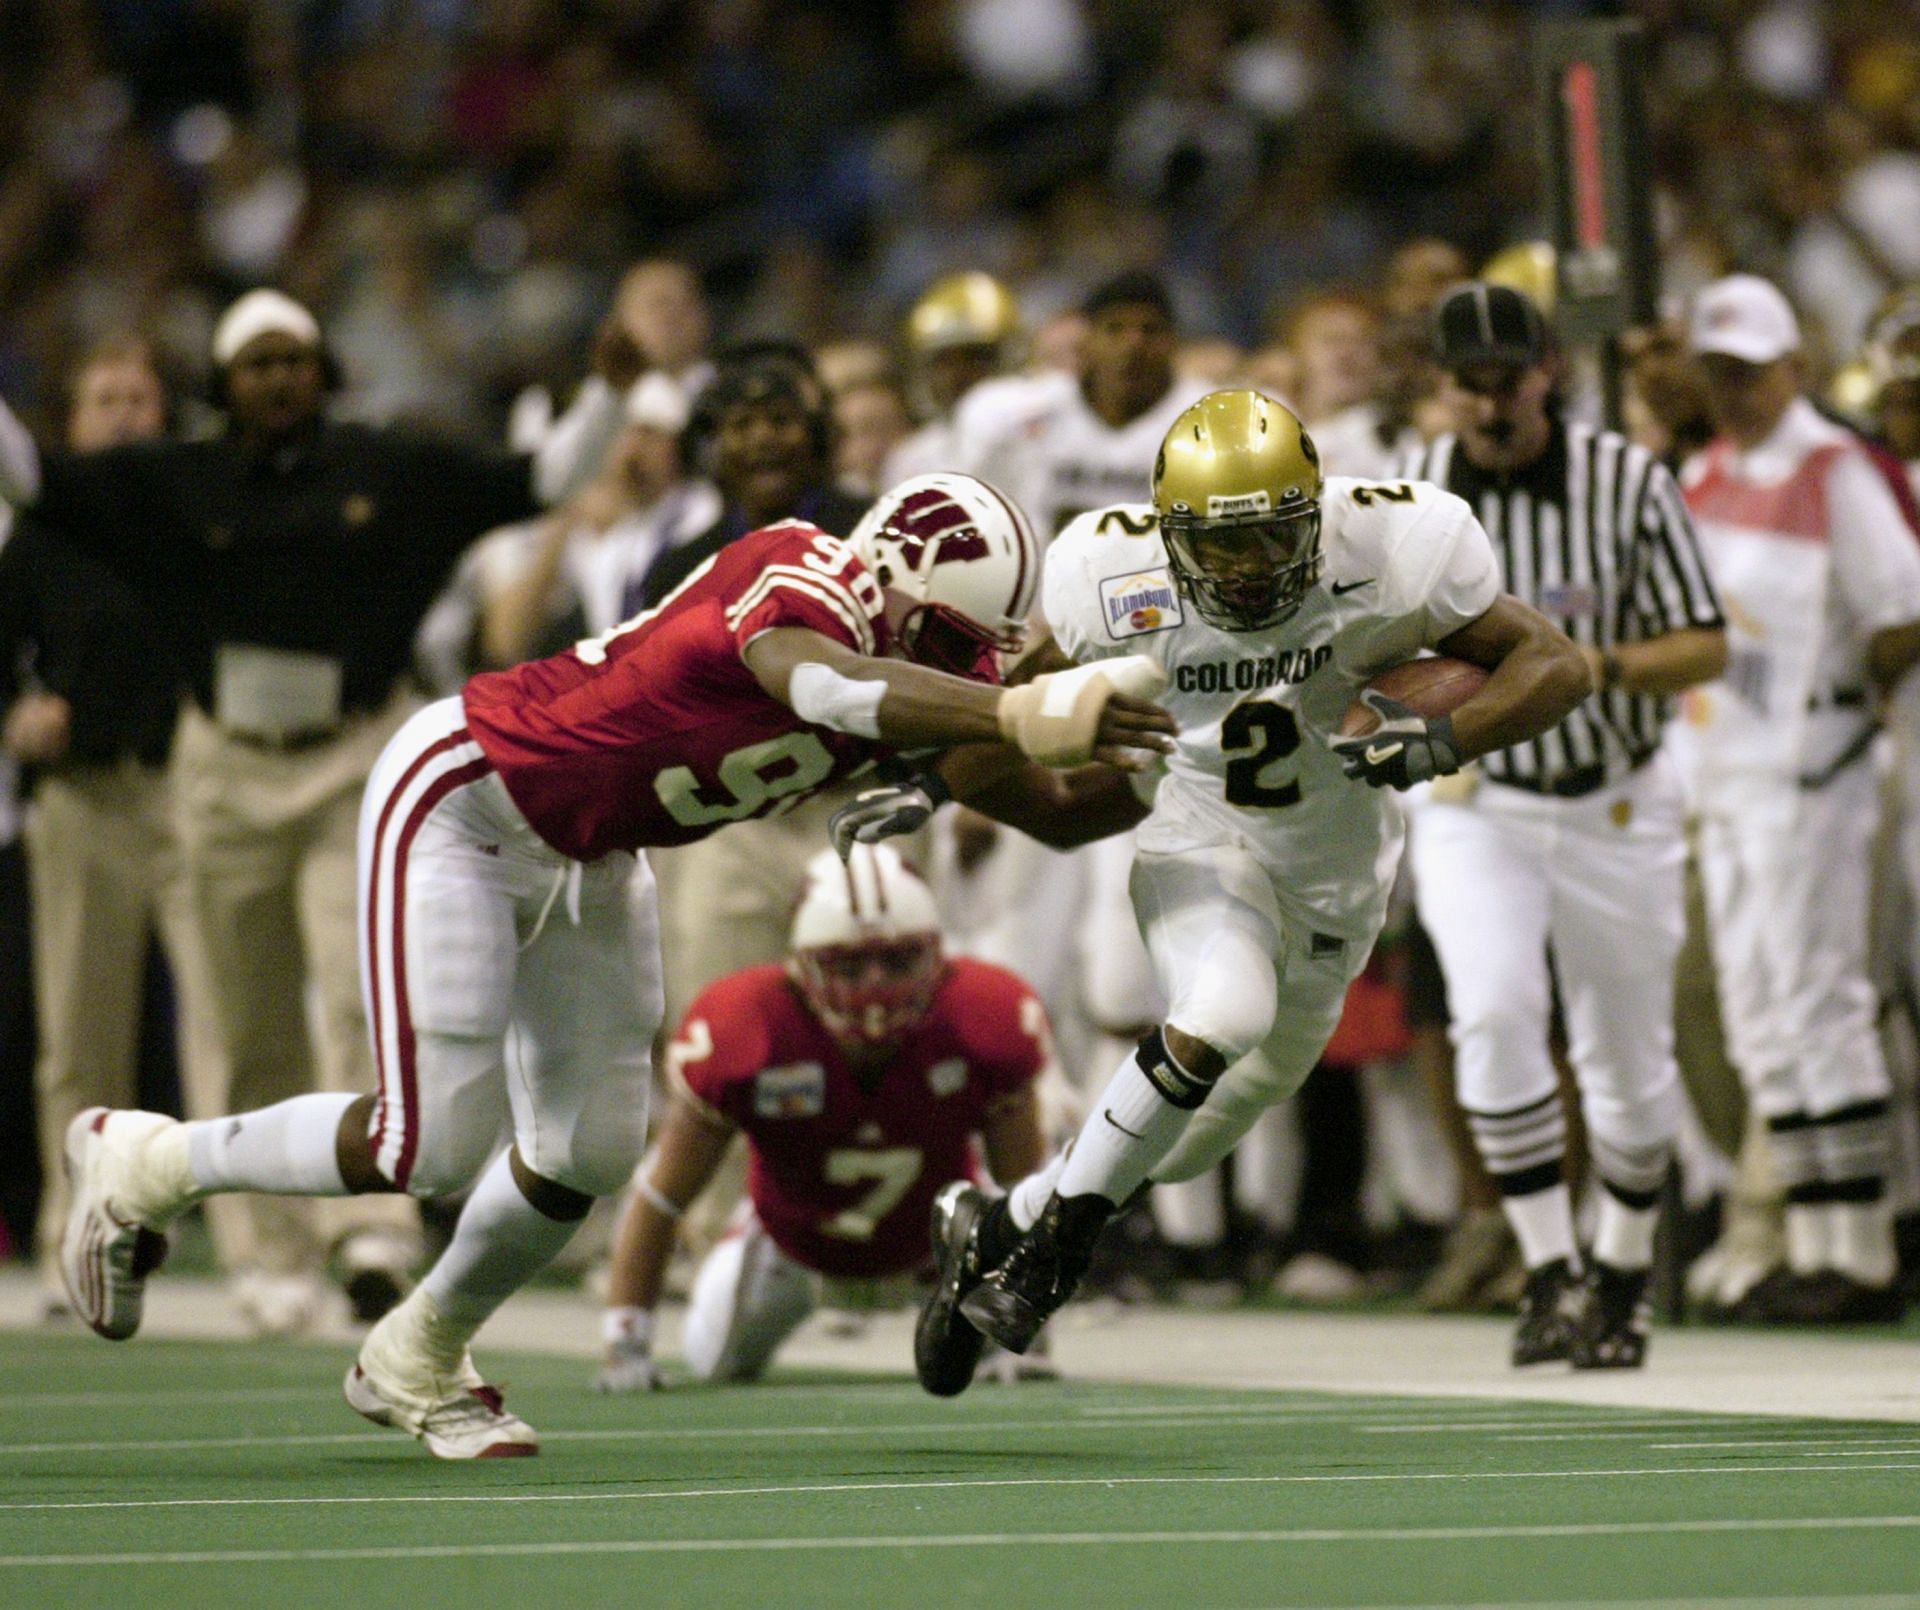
top-left (1402, 282), bottom-right (1726, 1371)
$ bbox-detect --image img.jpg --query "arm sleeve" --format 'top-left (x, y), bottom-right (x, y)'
top-left (1039, 518), bottom-right (1125, 663)
top-left (532, 376), bottom-right (625, 505)
top-left (1413, 494), bottom-right (1501, 646)
top-left (970, 969), bottom-right (1054, 1102)
top-left (392, 433), bottom-right (543, 566)
top-left (726, 528), bottom-right (884, 657)
top-left (1828, 451), bottom-right (1920, 634)
top-left (1630, 457), bottom-right (1723, 633)
top-left (664, 998), bottom-right (744, 1129)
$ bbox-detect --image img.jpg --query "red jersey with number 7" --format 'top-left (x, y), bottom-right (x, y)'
top-left (673, 959), bottom-right (1051, 1278)
top-left (462, 521), bottom-right (908, 859)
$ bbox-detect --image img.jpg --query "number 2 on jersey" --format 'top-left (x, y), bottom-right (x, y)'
top-left (1350, 482), bottom-right (1416, 507)
top-left (820, 1148), bottom-right (924, 1240)
top-left (1221, 700), bottom-right (1303, 808)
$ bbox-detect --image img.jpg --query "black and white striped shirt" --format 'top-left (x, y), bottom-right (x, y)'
top-left (1400, 418), bottom-right (1722, 794)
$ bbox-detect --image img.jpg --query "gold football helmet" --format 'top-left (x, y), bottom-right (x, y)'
top-left (1481, 241), bottom-right (1557, 315)
top-left (907, 272), bottom-right (1021, 356)
top-left (1153, 389), bottom-right (1323, 632)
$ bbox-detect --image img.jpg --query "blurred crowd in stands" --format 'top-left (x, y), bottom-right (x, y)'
top-left (1, 0), bottom-right (1919, 437)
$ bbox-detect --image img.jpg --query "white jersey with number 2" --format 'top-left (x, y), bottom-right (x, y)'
top-left (1045, 476), bottom-right (1500, 940)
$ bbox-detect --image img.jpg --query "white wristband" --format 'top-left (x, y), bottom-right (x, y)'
top-left (788, 661), bottom-right (886, 738)
top-left (603, 1305), bottom-right (654, 1348)
top-left (637, 1176), bottom-right (686, 1221)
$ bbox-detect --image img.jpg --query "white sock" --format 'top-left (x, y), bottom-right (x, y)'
top-left (1055, 1044), bottom-right (1198, 1205)
top-left (1826, 1200), bottom-right (1897, 1286)
top-left (186, 1093), bottom-right (357, 1196)
top-left (1592, 1193), bottom-right (1658, 1271)
top-left (1785, 1203), bottom-right (1830, 1275)
top-left (1502, 1184), bottom-right (1580, 1271)
top-left (421, 1149), bottom-right (584, 1332)
top-left (1008, 1153), bottom-right (1066, 1230)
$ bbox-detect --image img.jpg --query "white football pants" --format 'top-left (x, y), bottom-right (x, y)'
top-left (357, 698), bottom-right (660, 1200)
top-left (681, 1208), bottom-right (917, 1381)
top-left (1131, 840), bottom-right (1375, 1183)
top-left (1409, 755), bottom-right (1686, 1165)
top-left (1697, 762), bottom-right (1890, 1121)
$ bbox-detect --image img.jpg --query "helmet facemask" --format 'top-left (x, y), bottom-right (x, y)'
top-left (791, 934), bottom-right (945, 1050)
top-left (896, 600), bottom-right (1024, 678)
top-left (1161, 502), bottom-right (1323, 632)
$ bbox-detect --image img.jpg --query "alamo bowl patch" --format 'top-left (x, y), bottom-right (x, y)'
top-left (1100, 568), bottom-right (1184, 640)
top-left (927, 1058), bottom-right (968, 1098)
top-left (753, 1062), bottom-right (826, 1119)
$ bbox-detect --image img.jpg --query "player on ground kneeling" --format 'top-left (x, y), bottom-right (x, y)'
top-left (598, 844), bottom-right (1053, 1392)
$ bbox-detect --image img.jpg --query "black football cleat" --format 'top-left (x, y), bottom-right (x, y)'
top-left (1569, 1260), bottom-right (1651, 1370)
top-left (915, 1182), bottom-right (997, 1397)
top-left (1510, 1257), bottom-right (1581, 1367)
top-left (959, 1192), bottom-right (1112, 1356)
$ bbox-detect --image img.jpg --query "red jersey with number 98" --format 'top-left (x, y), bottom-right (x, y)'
top-left (462, 521), bottom-right (907, 859)
top-left (673, 959), bottom-right (1051, 1278)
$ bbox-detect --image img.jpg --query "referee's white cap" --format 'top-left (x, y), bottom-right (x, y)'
top-left (212, 289), bottom-right (321, 366)
top-left (1689, 275), bottom-right (1801, 364)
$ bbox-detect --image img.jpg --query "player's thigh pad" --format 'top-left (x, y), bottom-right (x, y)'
top-left (1130, 842), bottom-right (1285, 1064)
top-left (505, 852), bottom-right (659, 1197)
top-left (682, 1215), bottom-right (816, 1382)
top-left (1154, 922), bottom-right (1363, 1183)
top-left (360, 729), bottom-right (523, 1195)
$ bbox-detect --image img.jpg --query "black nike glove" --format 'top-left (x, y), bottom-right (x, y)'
top-left (828, 772), bottom-right (951, 860)
top-left (1329, 691), bottom-right (1464, 790)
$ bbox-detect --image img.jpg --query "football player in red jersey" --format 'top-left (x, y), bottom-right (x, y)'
top-left (56, 472), bottom-right (1173, 1459)
top-left (596, 844), bottom-right (1050, 1391)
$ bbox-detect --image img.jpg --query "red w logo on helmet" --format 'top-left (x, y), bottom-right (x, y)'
top-left (884, 488), bottom-right (990, 569)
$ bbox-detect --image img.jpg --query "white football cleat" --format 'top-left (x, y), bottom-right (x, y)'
top-left (230, 1270), bottom-right (329, 1338)
top-left (346, 1291), bottom-right (539, 1459)
top-left (59, 1108), bottom-right (186, 1340)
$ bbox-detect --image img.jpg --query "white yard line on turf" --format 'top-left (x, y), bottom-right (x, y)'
top-left (9, 1514), bottom-right (1920, 1568)
top-left (0, 1408), bottom-right (1704, 1456)
top-left (6, 1461), bottom-right (1920, 1514)
top-left (1642, 1439), bottom-right (1920, 1451)
top-left (0, 1387), bottom-right (317, 1409)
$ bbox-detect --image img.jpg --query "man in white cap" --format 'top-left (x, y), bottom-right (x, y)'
top-left (1683, 272), bottom-right (1920, 1324)
top-left (0, 287), bottom-right (630, 1333)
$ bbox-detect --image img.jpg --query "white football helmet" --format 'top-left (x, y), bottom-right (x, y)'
top-left (847, 472), bottom-right (1039, 676)
top-left (789, 844), bottom-right (945, 1048)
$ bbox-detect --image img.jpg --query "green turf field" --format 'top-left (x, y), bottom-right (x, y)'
top-left (3, 1332), bottom-right (1919, 1609)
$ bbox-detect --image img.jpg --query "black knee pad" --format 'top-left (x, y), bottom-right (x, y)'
top-left (1136, 1026), bottom-right (1216, 1112)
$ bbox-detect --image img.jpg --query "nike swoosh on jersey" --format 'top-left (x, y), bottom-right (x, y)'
top-left (1331, 577), bottom-right (1375, 595)
top-left (1102, 1109), bottom-right (1146, 1139)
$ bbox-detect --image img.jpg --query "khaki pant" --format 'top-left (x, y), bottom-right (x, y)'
top-left (169, 699), bottom-right (419, 1276)
top-left (26, 761), bottom-right (205, 1274)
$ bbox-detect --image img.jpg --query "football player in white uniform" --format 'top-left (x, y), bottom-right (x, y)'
top-left (899, 390), bottom-right (1592, 1363)
top-left (957, 270), bottom-right (1210, 539)
top-left (884, 273), bottom-right (1024, 490)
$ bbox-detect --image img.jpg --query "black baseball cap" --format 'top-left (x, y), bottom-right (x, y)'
top-left (1432, 282), bottom-right (1550, 370)
top-left (1084, 269), bottom-right (1176, 323)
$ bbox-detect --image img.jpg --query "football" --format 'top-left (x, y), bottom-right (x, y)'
top-left (1339, 657), bottom-right (1488, 737)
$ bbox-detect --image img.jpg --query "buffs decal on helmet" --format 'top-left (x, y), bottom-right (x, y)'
top-left (1153, 390), bottom-right (1325, 632)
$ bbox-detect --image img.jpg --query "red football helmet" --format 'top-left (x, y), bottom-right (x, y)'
top-left (789, 845), bottom-right (945, 1049)
top-left (847, 472), bottom-right (1039, 676)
